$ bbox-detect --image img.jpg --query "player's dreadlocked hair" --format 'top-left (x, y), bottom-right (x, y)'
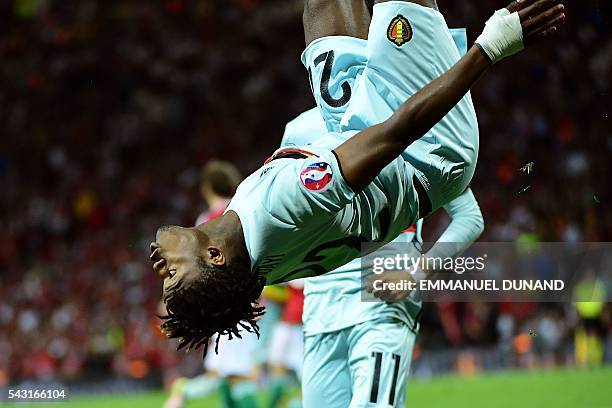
top-left (160, 256), bottom-right (265, 358)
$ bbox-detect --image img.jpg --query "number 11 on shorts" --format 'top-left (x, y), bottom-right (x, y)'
top-left (370, 351), bottom-right (402, 406)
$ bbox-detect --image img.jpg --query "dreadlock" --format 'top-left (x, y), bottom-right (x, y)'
top-left (160, 257), bottom-right (265, 358)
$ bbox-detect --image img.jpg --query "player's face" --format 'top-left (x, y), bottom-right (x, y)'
top-left (150, 226), bottom-right (208, 296)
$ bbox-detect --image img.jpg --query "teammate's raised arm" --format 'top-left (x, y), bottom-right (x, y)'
top-left (334, 0), bottom-right (565, 192)
top-left (423, 188), bottom-right (484, 262)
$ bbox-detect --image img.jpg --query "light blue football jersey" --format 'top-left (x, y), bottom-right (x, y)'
top-left (302, 225), bottom-right (423, 335)
top-left (284, 26), bottom-right (473, 334)
top-left (225, 141), bottom-right (420, 285)
top-left (281, 108), bottom-right (422, 333)
top-left (227, 8), bottom-right (474, 286)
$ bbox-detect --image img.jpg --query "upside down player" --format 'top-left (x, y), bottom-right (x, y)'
top-left (283, 100), bottom-right (483, 407)
top-left (163, 161), bottom-right (260, 408)
top-left (150, 0), bottom-right (566, 355)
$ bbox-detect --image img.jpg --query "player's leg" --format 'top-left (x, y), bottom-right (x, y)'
top-left (215, 333), bottom-right (259, 408)
top-left (304, 0), bottom-right (436, 43)
top-left (302, 331), bottom-right (352, 408)
top-left (303, 0), bottom-right (371, 45)
top-left (341, 0), bottom-right (479, 211)
top-left (164, 375), bottom-right (220, 408)
top-left (280, 324), bottom-right (305, 408)
top-left (302, 1), bottom-right (372, 133)
top-left (202, 342), bottom-right (239, 408)
top-left (347, 320), bottom-right (415, 407)
top-left (268, 322), bottom-right (298, 407)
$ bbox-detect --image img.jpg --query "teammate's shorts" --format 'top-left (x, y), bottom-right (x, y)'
top-left (205, 332), bottom-right (257, 377)
top-left (302, 1), bottom-right (479, 212)
top-left (302, 319), bottom-right (415, 408)
top-left (268, 322), bottom-right (304, 379)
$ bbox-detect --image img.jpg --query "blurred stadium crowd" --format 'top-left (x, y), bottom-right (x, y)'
top-left (0, 0), bottom-right (611, 387)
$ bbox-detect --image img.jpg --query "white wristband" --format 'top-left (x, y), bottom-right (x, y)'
top-left (475, 8), bottom-right (524, 64)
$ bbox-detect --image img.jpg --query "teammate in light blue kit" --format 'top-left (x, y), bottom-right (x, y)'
top-left (281, 26), bottom-right (484, 405)
top-left (151, 0), bottom-right (565, 357)
top-left (300, 200), bottom-right (483, 408)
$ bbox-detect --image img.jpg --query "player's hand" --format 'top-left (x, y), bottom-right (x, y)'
top-left (476, 0), bottom-right (565, 64)
top-left (507, 0), bottom-right (566, 45)
top-left (366, 270), bottom-right (415, 304)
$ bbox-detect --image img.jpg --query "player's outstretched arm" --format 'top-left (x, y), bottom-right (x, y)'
top-left (334, 0), bottom-right (565, 192)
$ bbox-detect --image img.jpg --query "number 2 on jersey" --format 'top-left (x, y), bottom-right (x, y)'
top-left (308, 50), bottom-right (352, 108)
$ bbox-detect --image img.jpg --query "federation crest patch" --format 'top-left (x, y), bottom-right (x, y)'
top-left (300, 162), bottom-right (333, 192)
top-left (387, 15), bottom-right (413, 46)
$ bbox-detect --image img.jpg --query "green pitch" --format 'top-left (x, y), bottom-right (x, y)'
top-left (7, 367), bottom-right (612, 407)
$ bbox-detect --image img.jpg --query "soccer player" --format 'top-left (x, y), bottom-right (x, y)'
top-left (195, 160), bottom-right (242, 226)
top-left (266, 280), bottom-right (305, 408)
top-left (163, 161), bottom-right (260, 408)
top-left (301, 214), bottom-right (482, 408)
top-left (151, 0), bottom-right (566, 355)
top-left (281, 28), bottom-right (484, 405)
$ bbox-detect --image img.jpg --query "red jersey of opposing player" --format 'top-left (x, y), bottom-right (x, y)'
top-left (281, 281), bottom-right (305, 325)
top-left (196, 198), bottom-right (231, 226)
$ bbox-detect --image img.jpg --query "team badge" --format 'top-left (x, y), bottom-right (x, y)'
top-left (387, 15), bottom-right (413, 46)
top-left (300, 162), bottom-right (333, 192)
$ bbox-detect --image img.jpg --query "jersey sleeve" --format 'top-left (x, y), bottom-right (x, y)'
top-left (267, 149), bottom-right (355, 226)
top-left (439, 188), bottom-right (485, 245)
top-left (281, 108), bottom-right (327, 148)
top-left (425, 188), bottom-right (485, 259)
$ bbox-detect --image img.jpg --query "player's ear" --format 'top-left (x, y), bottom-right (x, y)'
top-left (207, 247), bottom-right (226, 267)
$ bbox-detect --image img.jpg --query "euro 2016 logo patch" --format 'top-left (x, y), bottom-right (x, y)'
top-left (300, 162), bottom-right (333, 192)
top-left (387, 15), bottom-right (413, 46)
